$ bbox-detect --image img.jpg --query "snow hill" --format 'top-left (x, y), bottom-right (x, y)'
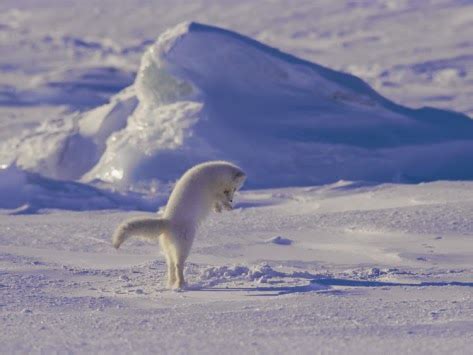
top-left (2, 22), bottom-right (473, 203)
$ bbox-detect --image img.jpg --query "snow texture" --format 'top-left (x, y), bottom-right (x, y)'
top-left (1, 20), bottom-right (473, 202)
top-left (1, 1), bottom-right (473, 353)
top-left (1, 183), bottom-right (473, 353)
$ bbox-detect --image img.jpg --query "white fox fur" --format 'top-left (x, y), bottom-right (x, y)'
top-left (112, 161), bottom-right (246, 289)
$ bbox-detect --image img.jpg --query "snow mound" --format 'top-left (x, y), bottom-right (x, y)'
top-left (3, 22), bottom-right (473, 192)
top-left (194, 263), bottom-right (327, 287)
top-left (0, 165), bottom-right (165, 213)
top-left (266, 236), bottom-right (293, 245)
top-left (185, 263), bottom-right (330, 294)
top-left (200, 264), bottom-right (285, 283)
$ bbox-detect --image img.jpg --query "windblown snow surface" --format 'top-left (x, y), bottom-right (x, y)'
top-left (1, 1), bottom-right (473, 353)
top-left (2, 183), bottom-right (473, 353)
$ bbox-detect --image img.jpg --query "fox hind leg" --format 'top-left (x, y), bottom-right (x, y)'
top-left (162, 238), bottom-right (186, 290)
top-left (174, 238), bottom-right (194, 290)
top-left (165, 253), bottom-right (176, 289)
top-left (175, 258), bottom-right (185, 289)
top-left (166, 226), bottom-right (194, 290)
top-left (160, 235), bottom-right (177, 289)
top-left (170, 244), bottom-right (186, 290)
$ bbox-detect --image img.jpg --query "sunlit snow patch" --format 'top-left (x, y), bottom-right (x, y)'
top-left (0, 164), bottom-right (166, 213)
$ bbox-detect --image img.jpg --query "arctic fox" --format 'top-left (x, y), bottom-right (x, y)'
top-left (112, 161), bottom-right (246, 289)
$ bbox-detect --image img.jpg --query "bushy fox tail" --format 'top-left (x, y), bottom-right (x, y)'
top-left (112, 217), bottom-right (168, 249)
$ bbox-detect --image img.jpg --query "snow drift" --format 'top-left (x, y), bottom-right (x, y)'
top-left (0, 165), bottom-right (165, 213)
top-left (2, 22), bottom-right (473, 195)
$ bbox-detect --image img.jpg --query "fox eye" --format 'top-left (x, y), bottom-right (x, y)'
top-left (224, 189), bottom-right (230, 196)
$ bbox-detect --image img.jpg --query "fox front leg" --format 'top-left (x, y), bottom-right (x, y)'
top-left (214, 192), bottom-right (233, 212)
top-left (220, 199), bottom-right (233, 211)
top-left (213, 199), bottom-right (232, 212)
top-left (214, 200), bottom-right (223, 213)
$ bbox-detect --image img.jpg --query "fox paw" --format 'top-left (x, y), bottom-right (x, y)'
top-left (213, 203), bottom-right (223, 213)
top-left (222, 201), bottom-right (233, 211)
top-left (172, 283), bottom-right (186, 292)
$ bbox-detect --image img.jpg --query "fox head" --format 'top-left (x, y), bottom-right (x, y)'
top-left (222, 170), bottom-right (246, 203)
top-left (210, 163), bottom-right (246, 204)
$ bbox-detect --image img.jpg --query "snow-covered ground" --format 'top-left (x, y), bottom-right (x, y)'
top-left (1, 0), bottom-right (473, 353)
top-left (2, 182), bottom-right (473, 353)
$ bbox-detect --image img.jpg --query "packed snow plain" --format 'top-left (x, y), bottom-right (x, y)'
top-left (1, 1), bottom-right (473, 354)
top-left (2, 183), bottom-right (473, 353)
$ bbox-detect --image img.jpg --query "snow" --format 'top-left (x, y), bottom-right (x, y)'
top-left (266, 236), bottom-right (293, 245)
top-left (3, 21), bottom-right (473, 194)
top-left (1, 183), bottom-right (473, 352)
top-left (0, 165), bottom-right (167, 213)
top-left (1, 0), bottom-right (473, 353)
